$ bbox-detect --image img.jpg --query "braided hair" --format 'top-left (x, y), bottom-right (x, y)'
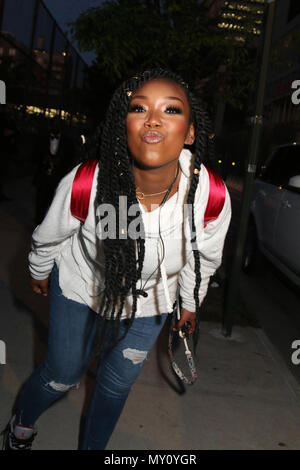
top-left (95, 68), bottom-right (213, 354)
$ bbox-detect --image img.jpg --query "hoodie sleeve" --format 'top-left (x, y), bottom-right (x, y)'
top-left (178, 187), bottom-right (231, 312)
top-left (28, 166), bottom-right (81, 280)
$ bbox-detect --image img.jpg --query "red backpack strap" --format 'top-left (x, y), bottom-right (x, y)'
top-left (203, 165), bottom-right (226, 228)
top-left (70, 158), bottom-right (98, 223)
top-left (70, 161), bottom-right (225, 225)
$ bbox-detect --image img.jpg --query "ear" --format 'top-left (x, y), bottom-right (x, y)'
top-left (184, 123), bottom-right (195, 146)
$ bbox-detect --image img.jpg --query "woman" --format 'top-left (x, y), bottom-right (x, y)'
top-left (2, 69), bottom-right (231, 450)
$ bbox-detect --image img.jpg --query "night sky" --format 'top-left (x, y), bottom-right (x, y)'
top-left (43, 0), bottom-right (104, 65)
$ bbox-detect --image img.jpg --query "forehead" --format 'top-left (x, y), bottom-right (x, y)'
top-left (132, 78), bottom-right (188, 102)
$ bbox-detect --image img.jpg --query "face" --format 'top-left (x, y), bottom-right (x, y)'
top-left (126, 79), bottom-right (195, 169)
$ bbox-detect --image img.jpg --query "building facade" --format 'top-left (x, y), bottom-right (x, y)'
top-left (264, 0), bottom-right (300, 128)
top-left (204, 0), bottom-right (266, 45)
top-left (0, 0), bottom-right (88, 124)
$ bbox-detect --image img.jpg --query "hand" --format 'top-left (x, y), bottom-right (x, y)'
top-left (30, 276), bottom-right (50, 297)
top-left (173, 308), bottom-right (196, 336)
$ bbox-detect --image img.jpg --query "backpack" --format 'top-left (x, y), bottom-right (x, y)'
top-left (70, 158), bottom-right (226, 225)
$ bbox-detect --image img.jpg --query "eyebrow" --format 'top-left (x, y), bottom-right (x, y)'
top-left (132, 95), bottom-right (184, 104)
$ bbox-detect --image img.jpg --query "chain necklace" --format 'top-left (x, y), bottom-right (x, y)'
top-left (136, 164), bottom-right (180, 201)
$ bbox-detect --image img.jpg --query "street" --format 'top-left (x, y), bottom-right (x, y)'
top-left (240, 258), bottom-right (300, 385)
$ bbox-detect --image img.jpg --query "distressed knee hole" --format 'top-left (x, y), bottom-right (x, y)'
top-left (122, 348), bottom-right (147, 365)
top-left (46, 381), bottom-right (80, 392)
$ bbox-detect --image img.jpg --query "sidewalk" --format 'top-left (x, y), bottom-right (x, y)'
top-left (1, 176), bottom-right (300, 450)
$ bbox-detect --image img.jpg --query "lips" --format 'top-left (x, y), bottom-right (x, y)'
top-left (142, 131), bottom-right (164, 144)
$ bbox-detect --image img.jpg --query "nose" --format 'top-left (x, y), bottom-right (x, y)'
top-left (144, 110), bottom-right (161, 128)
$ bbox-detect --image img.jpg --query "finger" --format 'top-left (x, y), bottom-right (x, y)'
top-left (173, 319), bottom-right (185, 331)
top-left (173, 321), bottom-right (192, 333)
top-left (32, 286), bottom-right (42, 295)
top-left (179, 320), bottom-right (195, 336)
top-left (40, 284), bottom-right (48, 296)
top-left (188, 325), bottom-right (195, 335)
top-left (32, 283), bottom-right (48, 296)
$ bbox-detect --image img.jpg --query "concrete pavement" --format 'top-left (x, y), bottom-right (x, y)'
top-left (1, 175), bottom-right (300, 450)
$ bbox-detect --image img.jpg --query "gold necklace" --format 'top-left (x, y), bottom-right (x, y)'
top-left (136, 166), bottom-right (179, 201)
top-left (136, 188), bottom-right (168, 200)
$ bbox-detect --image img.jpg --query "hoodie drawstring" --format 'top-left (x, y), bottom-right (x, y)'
top-left (157, 238), bottom-right (174, 313)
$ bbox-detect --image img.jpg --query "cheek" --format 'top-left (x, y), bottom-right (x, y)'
top-left (126, 118), bottom-right (140, 140)
top-left (126, 118), bottom-right (143, 156)
top-left (168, 121), bottom-right (190, 141)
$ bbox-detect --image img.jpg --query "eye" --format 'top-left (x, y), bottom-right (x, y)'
top-left (128, 104), bottom-right (145, 113)
top-left (165, 106), bottom-right (182, 114)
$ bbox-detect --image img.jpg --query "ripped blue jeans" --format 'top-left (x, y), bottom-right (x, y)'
top-left (15, 264), bottom-right (168, 450)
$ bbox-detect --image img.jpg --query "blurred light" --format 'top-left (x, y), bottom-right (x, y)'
top-left (81, 135), bottom-right (86, 144)
top-left (278, 185), bottom-right (282, 190)
top-left (232, 162), bottom-right (236, 166)
top-left (293, 142), bottom-right (297, 145)
top-left (62, 52), bottom-right (67, 57)
top-left (26, 105), bottom-right (43, 115)
top-left (218, 160), bottom-right (222, 164)
top-left (22, 106), bottom-right (86, 124)
top-left (61, 110), bottom-right (70, 120)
